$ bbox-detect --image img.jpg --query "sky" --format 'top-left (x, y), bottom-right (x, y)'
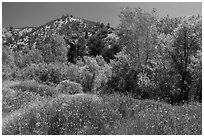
top-left (2, 2), bottom-right (202, 28)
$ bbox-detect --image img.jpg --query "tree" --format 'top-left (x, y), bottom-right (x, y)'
top-left (87, 35), bottom-right (105, 56)
top-left (118, 7), bottom-right (158, 70)
top-left (108, 7), bottom-right (159, 98)
top-left (165, 15), bottom-right (202, 103)
top-left (97, 27), bottom-right (108, 39)
top-left (101, 41), bottom-right (122, 62)
top-left (66, 42), bottom-right (77, 64)
top-left (189, 50), bottom-right (202, 102)
top-left (76, 36), bottom-right (87, 59)
top-left (107, 23), bottom-right (110, 29)
top-left (108, 50), bottom-right (135, 94)
top-left (100, 22), bottom-right (104, 28)
top-left (157, 15), bottom-right (182, 34)
top-left (155, 33), bottom-right (179, 103)
top-left (38, 34), bottom-right (67, 63)
top-left (9, 26), bottom-right (13, 31)
top-left (85, 31), bottom-right (88, 39)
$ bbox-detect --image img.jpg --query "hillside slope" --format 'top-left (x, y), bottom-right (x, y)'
top-left (2, 15), bottom-right (117, 51)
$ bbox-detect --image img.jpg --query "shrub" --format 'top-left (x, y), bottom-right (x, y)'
top-left (103, 93), bottom-right (202, 135)
top-left (2, 90), bottom-right (202, 135)
top-left (137, 72), bottom-right (157, 99)
top-left (19, 56), bottom-right (111, 94)
top-left (101, 93), bottom-right (139, 118)
top-left (2, 94), bottom-right (120, 135)
top-left (2, 45), bottom-right (12, 65)
top-left (87, 35), bottom-right (105, 56)
top-left (107, 51), bottom-right (139, 95)
top-left (60, 63), bottom-right (81, 83)
top-left (12, 49), bottom-right (44, 69)
top-left (23, 49), bottom-right (44, 65)
top-left (78, 56), bottom-right (112, 94)
top-left (2, 45), bottom-right (19, 80)
top-left (56, 80), bottom-right (83, 94)
top-left (107, 51), bottom-right (159, 100)
top-left (2, 87), bottom-right (43, 117)
top-left (37, 34), bottom-right (67, 64)
top-left (20, 63), bottom-right (63, 85)
top-left (8, 80), bottom-right (57, 97)
top-left (2, 64), bottom-right (19, 81)
top-left (60, 56), bottom-right (112, 94)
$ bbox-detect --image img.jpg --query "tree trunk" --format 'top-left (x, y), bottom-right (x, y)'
top-left (178, 85), bottom-right (184, 104)
top-left (195, 83), bottom-right (202, 102)
top-left (184, 85), bottom-right (189, 102)
top-left (178, 75), bottom-right (186, 104)
top-left (198, 88), bottom-right (202, 102)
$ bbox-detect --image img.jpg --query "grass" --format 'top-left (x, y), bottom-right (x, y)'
top-left (2, 82), bottom-right (202, 135)
top-left (107, 94), bottom-right (202, 135)
top-left (2, 94), bottom-right (119, 135)
top-left (2, 87), bottom-right (43, 117)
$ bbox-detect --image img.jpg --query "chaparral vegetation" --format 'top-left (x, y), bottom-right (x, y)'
top-left (2, 6), bottom-right (202, 135)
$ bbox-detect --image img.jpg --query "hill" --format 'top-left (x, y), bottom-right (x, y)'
top-left (3, 14), bottom-right (121, 63)
top-left (3, 15), bottom-right (116, 50)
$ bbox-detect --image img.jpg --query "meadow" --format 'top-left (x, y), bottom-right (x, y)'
top-left (2, 80), bottom-right (202, 135)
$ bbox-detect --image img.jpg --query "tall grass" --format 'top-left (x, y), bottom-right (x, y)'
top-left (104, 93), bottom-right (202, 135)
top-left (2, 87), bottom-right (43, 117)
top-left (2, 88), bottom-right (202, 135)
top-left (2, 94), bottom-right (120, 135)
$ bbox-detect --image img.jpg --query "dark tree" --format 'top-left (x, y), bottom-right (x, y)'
top-left (9, 26), bottom-right (13, 31)
top-left (67, 42), bottom-right (77, 64)
top-left (100, 23), bottom-right (104, 28)
top-left (168, 18), bottom-right (201, 103)
top-left (107, 23), bottom-right (110, 29)
top-left (85, 31), bottom-right (88, 39)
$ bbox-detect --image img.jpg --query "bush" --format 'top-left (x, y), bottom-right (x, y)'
top-left (13, 49), bottom-right (44, 69)
top-left (2, 87), bottom-right (43, 117)
top-left (60, 63), bottom-right (81, 83)
top-left (8, 80), bottom-right (57, 97)
top-left (102, 93), bottom-right (202, 135)
top-left (113, 102), bottom-right (202, 135)
top-left (107, 51), bottom-right (159, 100)
top-left (137, 72), bottom-right (157, 99)
top-left (36, 34), bottom-right (67, 63)
top-left (2, 90), bottom-right (202, 135)
top-left (101, 93), bottom-right (139, 118)
top-left (107, 51), bottom-right (139, 95)
top-left (79, 56), bottom-right (112, 94)
top-left (19, 56), bottom-right (111, 94)
top-left (56, 80), bottom-right (83, 94)
top-left (20, 63), bottom-right (64, 85)
top-left (2, 45), bottom-right (19, 80)
top-left (2, 64), bottom-right (19, 81)
top-left (60, 56), bottom-right (112, 94)
top-left (2, 94), bottom-right (120, 135)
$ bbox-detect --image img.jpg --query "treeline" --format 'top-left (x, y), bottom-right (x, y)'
top-left (2, 7), bottom-right (202, 104)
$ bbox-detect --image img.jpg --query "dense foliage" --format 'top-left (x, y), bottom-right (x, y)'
top-left (2, 92), bottom-right (202, 135)
top-left (2, 7), bottom-right (202, 135)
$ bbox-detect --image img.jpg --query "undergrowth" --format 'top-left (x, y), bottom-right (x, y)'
top-left (2, 91), bottom-right (202, 135)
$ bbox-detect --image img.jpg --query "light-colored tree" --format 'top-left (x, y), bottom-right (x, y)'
top-left (118, 7), bottom-right (158, 70)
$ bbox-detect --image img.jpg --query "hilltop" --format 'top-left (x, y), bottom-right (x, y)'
top-left (3, 15), bottom-right (115, 48)
top-left (3, 14), bottom-right (121, 64)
